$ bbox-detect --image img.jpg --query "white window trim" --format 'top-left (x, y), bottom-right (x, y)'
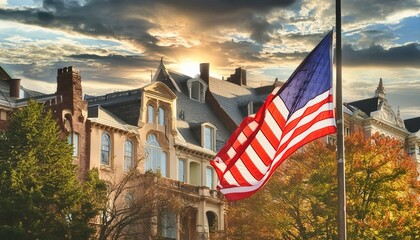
top-left (187, 78), bottom-right (208, 103)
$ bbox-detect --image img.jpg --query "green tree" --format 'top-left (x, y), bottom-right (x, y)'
top-left (0, 99), bottom-right (106, 239)
top-left (226, 132), bottom-right (420, 239)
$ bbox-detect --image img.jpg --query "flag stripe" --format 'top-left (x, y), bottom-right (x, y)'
top-left (211, 31), bottom-right (336, 201)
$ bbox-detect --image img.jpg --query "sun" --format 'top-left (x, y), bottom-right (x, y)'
top-left (177, 61), bottom-right (200, 78)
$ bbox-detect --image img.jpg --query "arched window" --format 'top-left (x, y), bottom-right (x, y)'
top-left (101, 133), bottom-right (111, 165)
top-left (145, 134), bottom-right (167, 177)
top-left (148, 105), bottom-right (155, 123)
top-left (158, 107), bottom-right (165, 126)
top-left (124, 140), bottom-right (134, 172)
top-left (206, 211), bottom-right (218, 233)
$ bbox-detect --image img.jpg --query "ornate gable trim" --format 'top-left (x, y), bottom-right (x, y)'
top-left (143, 82), bottom-right (177, 100)
top-left (371, 101), bottom-right (404, 128)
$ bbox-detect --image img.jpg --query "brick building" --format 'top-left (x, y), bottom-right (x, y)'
top-left (1, 62), bottom-right (419, 239)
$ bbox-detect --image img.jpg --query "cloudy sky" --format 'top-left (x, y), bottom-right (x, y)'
top-left (0, 0), bottom-right (419, 118)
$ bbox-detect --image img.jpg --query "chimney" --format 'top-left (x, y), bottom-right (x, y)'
top-left (240, 68), bottom-right (247, 86)
top-left (8, 78), bottom-right (21, 99)
top-left (56, 66), bottom-right (82, 112)
top-left (227, 67), bottom-right (247, 86)
top-left (200, 63), bottom-right (210, 84)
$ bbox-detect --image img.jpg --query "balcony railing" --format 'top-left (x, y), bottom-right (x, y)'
top-left (159, 178), bottom-right (224, 200)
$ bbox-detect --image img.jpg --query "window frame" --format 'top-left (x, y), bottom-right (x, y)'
top-left (202, 123), bottom-right (217, 151)
top-left (67, 132), bottom-right (79, 157)
top-left (148, 104), bottom-right (155, 123)
top-left (158, 107), bottom-right (165, 126)
top-left (124, 139), bottom-right (134, 172)
top-left (187, 78), bottom-right (208, 103)
top-left (100, 132), bottom-right (111, 166)
top-left (206, 167), bottom-right (214, 189)
top-left (145, 134), bottom-right (167, 177)
top-left (178, 159), bottom-right (185, 182)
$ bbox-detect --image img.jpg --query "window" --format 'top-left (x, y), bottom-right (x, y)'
top-left (67, 132), bottom-right (79, 157)
top-left (206, 211), bottom-right (218, 233)
top-left (204, 126), bottom-right (215, 151)
top-left (101, 133), bottom-right (111, 165)
top-left (124, 191), bottom-right (134, 206)
top-left (206, 167), bottom-right (213, 189)
top-left (145, 134), bottom-right (167, 177)
top-left (247, 101), bottom-right (254, 115)
top-left (160, 211), bottom-right (176, 239)
top-left (158, 107), bottom-right (165, 126)
top-left (345, 127), bottom-right (350, 136)
top-left (178, 159), bottom-right (185, 182)
top-left (148, 105), bottom-right (155, 123)
top-left (327, 136), bottom-right (336, 145)
top-left (191, 81), bottom-right (201, 101)
top-left (124, 140), bottom-right (134, 172)
top-left (188, 79), bottom-right (207, 102)
top-left (190, 162), bottom-right (200, 186)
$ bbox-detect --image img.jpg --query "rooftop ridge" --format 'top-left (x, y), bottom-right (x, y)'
top-left (85, 88), bottom-right (141, 104)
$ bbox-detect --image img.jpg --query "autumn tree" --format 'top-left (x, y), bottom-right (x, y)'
top-left (0, 99), bottom-right (106, 239)
top-left (226, 132), bottom-right (420, 239)
top-left (97, 168), bottom-right (196, 240)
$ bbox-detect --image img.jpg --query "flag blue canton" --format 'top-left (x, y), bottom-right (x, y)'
top-left (279, 31), bottom-right (333, 117)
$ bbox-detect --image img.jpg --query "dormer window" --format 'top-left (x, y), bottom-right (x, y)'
top-left (187, 78), bottom-right (207, 102)
top-left (202, 123), bottom-right (217, 151)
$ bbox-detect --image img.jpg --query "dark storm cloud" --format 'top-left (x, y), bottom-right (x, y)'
top-left (0, 0), bottom-right (297, 49)
top-left (0, 1), bottom-right (158, 46)
top-left (157, 0), bottom-right (296, 14)
top-left (343, 0), bottom-right (419, 22)
top-left (343, 43), bottom-right (420, 68)
top-left (69, 53), bottom-right (157, 68)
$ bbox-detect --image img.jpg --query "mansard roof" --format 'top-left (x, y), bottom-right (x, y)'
top-left (404, 117), bottom-right (420, 133)
top-left (208, 77), bottom-right (270, 125)
top-left (163, 71), bottom-right (232, 151)
top-left (88, 105), bottom-right (138, 133)
top-left (150, 61), bottom-right (276, 151)
top-left (347, 97), bottom-right (380, 116)
top-left (85, 89), bottom-right (142, 126)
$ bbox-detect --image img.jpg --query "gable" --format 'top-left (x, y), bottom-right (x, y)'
top-left (143, 82), bottom-right (177, 100)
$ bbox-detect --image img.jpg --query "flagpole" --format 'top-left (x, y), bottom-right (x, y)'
top-left (336, 0), bottom-right (347, 239)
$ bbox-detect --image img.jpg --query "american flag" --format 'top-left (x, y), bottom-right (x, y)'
top-left (211, 31), bottom-right (336, 201)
